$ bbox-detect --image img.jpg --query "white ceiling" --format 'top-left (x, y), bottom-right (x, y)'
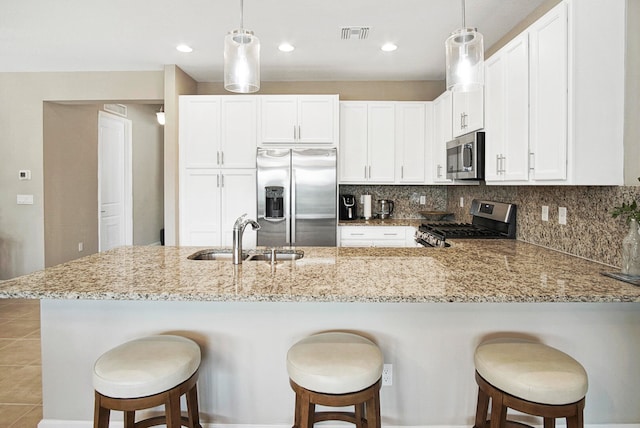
top-left (0, 0), bottom-right (548, 83)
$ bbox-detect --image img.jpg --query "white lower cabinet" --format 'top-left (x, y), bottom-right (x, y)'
top-left (339, 226), bottom-right (417, 248)
top-left (180, 169), bottom-right (256, 247)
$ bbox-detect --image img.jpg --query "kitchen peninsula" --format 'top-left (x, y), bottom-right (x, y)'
top-left (2, 242), bottom-right (639, 427)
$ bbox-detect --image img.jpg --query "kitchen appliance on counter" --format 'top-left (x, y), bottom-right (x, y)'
top-left (257, 148), bottom-right (336, 246)
top-left (339, 194), bottom-right (357, 221)
top-left (415, 199), bottom-right (516, 247)
top-left (376, 199), bottom-right (394, 219)
top-left (446, 131), bottom-right (485, 180)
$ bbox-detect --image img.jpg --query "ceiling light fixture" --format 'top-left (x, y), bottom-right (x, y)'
top-left (224, 0), bottom-right (260, 93)
top-left (445, 0), bottom-right (484, 92)
top-left (176, 44), bottom-right (193, 53)
top-left (156, 106), bottom-right (166, 126)
top-left (278, 43), bottom-right (295, 53)
top-left (381, 43), bottom-right (397, 52)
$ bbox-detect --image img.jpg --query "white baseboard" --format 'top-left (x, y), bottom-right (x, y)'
top-left (37, 422), bottom-right (640, 428)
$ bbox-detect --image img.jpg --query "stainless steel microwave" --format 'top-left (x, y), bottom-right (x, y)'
top-left (446, 131), bottom-right (485, 180)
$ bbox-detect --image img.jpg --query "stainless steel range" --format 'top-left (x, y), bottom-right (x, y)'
top-left (415, 200), bottom-right (516, 247)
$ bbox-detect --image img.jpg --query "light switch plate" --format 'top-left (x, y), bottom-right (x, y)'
top-left (17, 194), bottom-right (34, 205)
top-left (559, 207), bottom-right (567, 225)
top-left (542, 206), bottom-right (549, 222)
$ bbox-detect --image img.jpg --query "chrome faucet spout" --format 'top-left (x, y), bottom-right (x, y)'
top-left (232, 214), bottom-right (261, 265)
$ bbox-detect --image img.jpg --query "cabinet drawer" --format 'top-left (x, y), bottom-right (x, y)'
top-left (340, 226), bottom-right (407, 240)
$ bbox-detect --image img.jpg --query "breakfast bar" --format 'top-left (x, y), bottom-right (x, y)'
top-left (2, 242), bottom-right (640, 427)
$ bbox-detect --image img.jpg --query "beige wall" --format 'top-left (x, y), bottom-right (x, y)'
top-left (197, 80), bottom-right (445, 101)
top-left (163, 65), bottom-right (197, 246)
top-left (0, 71), bottom-right (163, 279)
top-left (625, 0), bottom-right (640, 184)
top-left (43, 104), bottom-right (100, 267)
top-left (43, 103), bottom-right (164, 268)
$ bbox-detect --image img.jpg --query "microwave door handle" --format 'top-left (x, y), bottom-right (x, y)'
top-left (463, 145), bottom-right (473, 169)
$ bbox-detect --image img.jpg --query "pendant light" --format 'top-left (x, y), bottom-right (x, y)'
top-left (224, 0), bottom-right (260, 93)
top-left (445, 0), bottom-right (484, 92)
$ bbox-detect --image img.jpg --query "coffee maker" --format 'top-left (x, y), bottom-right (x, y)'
top-left (339, 195), bottom-right (357, 220)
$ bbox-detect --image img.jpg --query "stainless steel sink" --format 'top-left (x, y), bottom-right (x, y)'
top-left (188, 248), bottom-right (304, 262)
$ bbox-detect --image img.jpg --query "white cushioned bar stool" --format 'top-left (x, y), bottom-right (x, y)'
top-left (473, 339), bottom-right (588, 428)
top-left (93, 335), bottom-right (202, 428)
top-left (286, 332), bottom-right (383, 428)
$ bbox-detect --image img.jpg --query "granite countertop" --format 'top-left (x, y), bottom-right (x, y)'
top-left (338, 218), bottom-right (425, 227)
top-left (1, 241), bottom-right (639, 303)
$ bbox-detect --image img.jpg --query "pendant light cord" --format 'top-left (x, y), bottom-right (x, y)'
top-left (240, 0), bottom-right (244, 29)
top-left (461, 0), bottom-right (466, 28)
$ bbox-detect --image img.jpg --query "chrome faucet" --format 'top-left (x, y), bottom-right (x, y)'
top-left (232, 214), bottom-right (261, 265)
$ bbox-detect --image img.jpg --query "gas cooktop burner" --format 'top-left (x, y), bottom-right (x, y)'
top-left (415, 200), bottom-right (517, 247)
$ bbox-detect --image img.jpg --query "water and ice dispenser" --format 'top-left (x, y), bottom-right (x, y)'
top-left (265, 186), bottom-right (284, 219)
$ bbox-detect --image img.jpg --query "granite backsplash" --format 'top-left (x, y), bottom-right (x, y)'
top-left (341, 184), bottom-right (640, 268)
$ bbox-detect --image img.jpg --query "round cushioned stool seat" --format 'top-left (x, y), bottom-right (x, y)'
top-left (93, 335), bottom-right (201, 398)
top-left (287, 332), bottom-right (383, 394)
top-left (474, 340), bottom-right (588, 405)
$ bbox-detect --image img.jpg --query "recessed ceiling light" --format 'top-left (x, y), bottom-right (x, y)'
top-left (278, 43), bottom-right (295, 52)
top-left (176, 44), bottom-right (193, 53)
top-left (381, 43), bottom-right (398, 52)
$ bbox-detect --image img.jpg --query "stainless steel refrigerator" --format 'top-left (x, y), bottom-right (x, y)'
top-left (257, 148), bottom-right (337, 247)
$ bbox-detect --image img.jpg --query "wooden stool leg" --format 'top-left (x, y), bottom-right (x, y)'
top-left (187, 383), bottom-right (202, 428)
top-left (474, 386), bottom-right (490, 428)
top-left (567, 400), bottom-right (585, 428)
top-left (355, 403), bottom-right (365, 428)
top-left (489, 391), bottom-right (507, 428)
top-left (124, 411), bottom-right (136, 428)
top-left (544, 418), bottom-right (556, 428)
top-left (93, 392), bottom-right (111, 428)
top-left (166, 388), bottom-right (183, 428)
top-left (366, 395), bottom-right (381, 428)
top-left (297, 389), bottom-right (314, 428)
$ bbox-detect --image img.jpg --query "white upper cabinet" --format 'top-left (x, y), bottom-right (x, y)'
top-left (484, 33), bottom-right (530, 183)
top-left (452, 87), bottom-right (484, 137)
top-left (484, 0), bottom-right (624, 186)
top-left (180, 95), bottom-right (257, 169)
top-left (432, 91), bottom-right (453, 183)
top-left (339, 101), bottom-right (401, 184)
top-left (395, 102), bottom-right (430, 183)
top-left (529, 2), bottom-right (568, 181)
top-left (260, 95), bottom-right (338, 144)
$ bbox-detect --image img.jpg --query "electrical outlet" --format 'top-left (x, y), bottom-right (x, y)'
top-left (541, 206), bottom-right (549, 222)
top-left (382, 363), bottom-right (393, 386)
top-left (78, 242), bottom-right (84, 252)
top-left (459, 197), bottom-right (464, 208)
top-left (559, 207), bottom-right (567, 225)
top-left (419, 195), bottom-right (426, 205)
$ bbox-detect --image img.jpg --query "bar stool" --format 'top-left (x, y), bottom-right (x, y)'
top-left (286, 332), bottom-right (383, 428)
top-left (473, 339), bottom-right (588, 428)
top-left (93, 335), bottom-right (202, 428)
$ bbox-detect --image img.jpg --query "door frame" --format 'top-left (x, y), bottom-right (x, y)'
top-left (98, 111), bottom-right (133, 251)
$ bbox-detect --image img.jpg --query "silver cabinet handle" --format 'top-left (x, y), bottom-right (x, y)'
top-left (496, 154), bottom-right (500, 175)
top-left (298, 125), bottom-right (301, 141)
top-left (401, 166), bottom-right (404, 179)
top-left (217, 151), bottom-right (220, 165)
top-left (529, 152), bottom-right (535, 170)
top-left (216, 174), bottom-right (220, 187)
top-left (221, 174), bottom-right (224, 187)
top-left (437, 164), bottom-right (442, 178)
top-left (368, 165), bottom-right (372, 179)
top-left (364, 165), bottom-right (368, 179)
top-left (220, 151), bottom-right (224, 166)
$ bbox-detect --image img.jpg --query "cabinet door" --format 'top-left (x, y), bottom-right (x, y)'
top-left (529, 2), bottom-right (567, 181)
top-left (220, 170), bottom-right (257, 248)
top-left (452, 87), bottom-right (484, 137)
top-left (367, 103), bottom-right (395, 183)
top-left (221, 97), bottom-right (257, 168)
top-left (395, 103), bottom-right (426, 183)
top-left (339, 102), bottom-right (368, 183)
top-left (298, 96), bottom-right (336, 144)
top-left (180, 169), bottom-right (221, 246)
top-left (260, 96), bottom-right (298, 143)
top-left (502, 35), bottom-right (530, 181)
top-left (179, 96), bottom-right (220, 168)
top-left (432, 91), bottom-right (452, 183)
top-left (484, 52), bottom-right (505, 182)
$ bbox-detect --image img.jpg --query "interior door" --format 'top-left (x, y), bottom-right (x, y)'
top-left (98, 111), bottom-right (132, 251)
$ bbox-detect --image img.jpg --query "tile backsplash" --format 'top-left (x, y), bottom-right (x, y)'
top-left (447, 185), bottom-right (640, 267)
top-left (339, 185), bottom-right (447, 219)
top-left (342, 183), bottom-right (640, 268)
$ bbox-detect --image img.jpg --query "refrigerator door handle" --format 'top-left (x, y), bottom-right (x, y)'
top-left (290, 169), bottom-right (296, 244)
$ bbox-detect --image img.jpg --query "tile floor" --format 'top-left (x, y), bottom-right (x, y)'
top-left (0, 299), bottom-right (42, 428)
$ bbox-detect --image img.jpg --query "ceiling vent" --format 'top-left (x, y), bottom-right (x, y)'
top-left (341, 26), bottom-right (370, 40)
top-left (103, 104), bottom-right (128, 117)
